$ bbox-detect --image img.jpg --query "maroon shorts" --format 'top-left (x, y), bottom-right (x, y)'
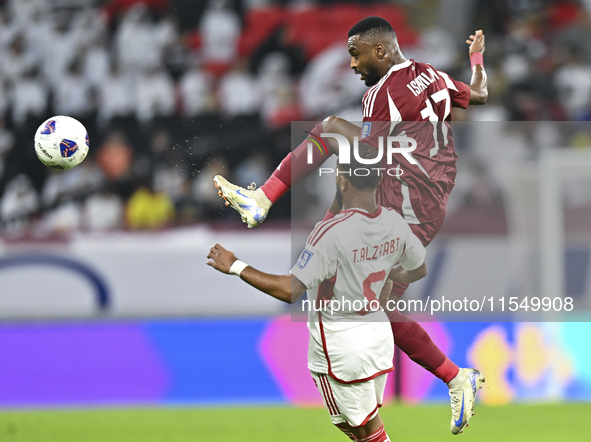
top-left (391, 215), bottom-right (445, 298)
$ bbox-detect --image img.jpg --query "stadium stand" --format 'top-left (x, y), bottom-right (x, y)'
top-left (0, 0), bottom-right (590, 235)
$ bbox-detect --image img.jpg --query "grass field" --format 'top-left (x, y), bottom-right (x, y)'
top-left (1, 403), bottom-right (590, 441)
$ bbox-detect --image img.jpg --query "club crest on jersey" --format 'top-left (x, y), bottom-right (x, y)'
top-left (297, 250), bottom-right (314, 269)
top-left (361, 122), bottom-right (372, 138)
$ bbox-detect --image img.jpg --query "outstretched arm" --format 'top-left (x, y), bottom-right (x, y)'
top-left (206, 244), bottom-right (307, 303)
top-left (467, 30), bottom-right (488, 105)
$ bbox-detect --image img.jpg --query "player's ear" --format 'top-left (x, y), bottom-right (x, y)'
top-left (336, 175), bottom-right (347, 194)
top-left (374, 43), bottom-right (385, 60)
top-left (341, 176), bottom-right (350, 193)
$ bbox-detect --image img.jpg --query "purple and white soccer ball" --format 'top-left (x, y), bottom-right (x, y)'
top-left (34, 116), bottom-right (89, 170)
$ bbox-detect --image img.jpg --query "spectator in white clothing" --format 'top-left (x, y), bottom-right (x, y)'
top-left (44, 199), bottom-right (83, 234)
top-left (72, 8), bottom-right (108, 51)
top-left (0, 174), bottom-right (39, 232)
top-left (199, 0), bottom-right (241, 65)
top-left (7, 0), bottom-right (49, 27)
top-left (83, 38), bottom-right (110, 88)
top-left (41, 160), bottom-right (104, 207)
top-left (53, 59), bottom-right (93, 118)
top-left (257, 52), bottom-right (295, 124)
top-left (179, 64), bottom-right (216, 117)
top-left (11, 67), bottom-right (48, 126)
top-left (554, 48), bottom-right (591, 119)
top-left (115, 4), bottom-right (176, 74)
top-left (218, 63), bottom-right (261, 118)
top-left (84, 190), bottom-right (124, 231)
top-left (1, 32), bottom-right (37, 85)
top-left (39, 19), bottom-right (81, 87)
top-left (98, 62), bottom-right (137, 125)
top-left (135, 65), bottom-right (176, 122)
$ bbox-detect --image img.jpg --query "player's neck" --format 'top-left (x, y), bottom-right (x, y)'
top-left (382, 52), bottom-right (407, 77)
top-left (342, 195), bottom-right (379, 214)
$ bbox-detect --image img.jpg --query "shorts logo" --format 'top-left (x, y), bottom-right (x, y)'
top-left (297, 250), bottom-right (314, 269)
top-left (361, 122), bottom-right (372, 138)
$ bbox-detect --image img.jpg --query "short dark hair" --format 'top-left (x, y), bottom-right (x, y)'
top-left (348, 16), bottom-right (396, 39)
top-left (337, 143), bottom-right (382, 190)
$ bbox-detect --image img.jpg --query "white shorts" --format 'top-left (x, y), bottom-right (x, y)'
top-left (311, 371), bottom-right (387, 427)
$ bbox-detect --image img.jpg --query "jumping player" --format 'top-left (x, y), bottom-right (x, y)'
top-left (207, 145), bottom-right (430, 441)
top-left (213, 17), bottom-right (487, 434)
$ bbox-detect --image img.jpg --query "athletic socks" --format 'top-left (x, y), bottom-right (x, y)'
top-left (388, 309), bottom-right (459, 384)
top-left (446, 367), bottom-right (467, 389)
top-left (356, 424), bottom-right (391, 442)
top-left (259, 153), bottom-right (292, 203)
top-left (435, 357), bottom-right (461, 385)
top-left (260, 123), bottom-right (328, 203)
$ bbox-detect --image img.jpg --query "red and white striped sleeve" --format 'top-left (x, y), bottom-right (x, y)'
top-left (291, 214), bottom-right (351, 289)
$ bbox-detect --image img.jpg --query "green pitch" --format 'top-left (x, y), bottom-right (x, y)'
top-left (1, 403), bottom-right (589, 441)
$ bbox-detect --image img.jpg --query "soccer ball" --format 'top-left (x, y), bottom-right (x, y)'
top-left (34, 116), bottom-right (89, 170)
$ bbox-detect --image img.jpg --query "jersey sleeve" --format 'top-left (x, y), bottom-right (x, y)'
top-left (291, 231), bottom-right (338, 289)
top-left (438, 70), bottom-right (471, 109)
top-left (398, 226), bottom-right (427, 271)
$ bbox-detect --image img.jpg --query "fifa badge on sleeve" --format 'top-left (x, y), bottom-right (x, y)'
top-left (297, 250), bottom-right (314, 269)
top-left (361, 122), bottom-right (372, 138)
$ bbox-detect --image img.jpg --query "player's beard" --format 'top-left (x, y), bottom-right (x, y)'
top-left (363, 64), bottom-right (381, 86)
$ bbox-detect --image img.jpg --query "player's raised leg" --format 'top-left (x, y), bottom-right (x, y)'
top-left (214, 117), bottom-right (360, 227)
top-left (214, 122), bottom-right (328, 227)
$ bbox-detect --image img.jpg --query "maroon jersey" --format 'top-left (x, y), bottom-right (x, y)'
top-left (360, 59), bottom-right (471, 224)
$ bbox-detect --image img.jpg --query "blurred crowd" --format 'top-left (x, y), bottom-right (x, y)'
top-left (1, 0), bottom-right (591, 235)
